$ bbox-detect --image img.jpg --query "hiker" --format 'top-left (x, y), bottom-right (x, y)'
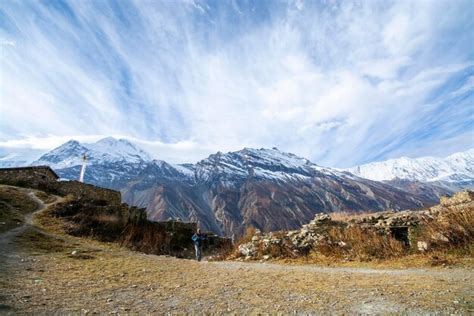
top-left (192, 229), bottom-right (206, 261)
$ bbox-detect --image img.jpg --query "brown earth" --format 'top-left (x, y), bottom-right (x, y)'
top-left (0, 185), bottom-right (473, 314)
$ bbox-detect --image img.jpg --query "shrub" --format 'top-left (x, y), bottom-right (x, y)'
top-left (315, 226), bottom-right (406, 261)
top-left (121, 222), bottom-right (173, 255)
top-left (419, 207), bottom-right (474, 252)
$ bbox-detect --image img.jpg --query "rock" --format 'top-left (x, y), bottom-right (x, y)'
top-left (338, 241), bottom-right (347, 248)
top-left (238, 243), bottom-right (256, 257)
top-left (417, 241), bottom-right (429, 251)
top-left (313, 213), bottom-right (331, 223)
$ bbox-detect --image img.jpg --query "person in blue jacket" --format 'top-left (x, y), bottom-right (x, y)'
top-left (192, 228), bottom-right (206, 261)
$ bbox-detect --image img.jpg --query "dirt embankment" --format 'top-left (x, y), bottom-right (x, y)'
top-left (0, 185), bottom-right (473, 314)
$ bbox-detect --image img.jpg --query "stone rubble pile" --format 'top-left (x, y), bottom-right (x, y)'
top-left (238, 214), bottom-right (343, 260)
top-left (237, 190), bottom-right (473, 259)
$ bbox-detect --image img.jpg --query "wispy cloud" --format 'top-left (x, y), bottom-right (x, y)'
top-left (0, 0), bottom-right (473, 167)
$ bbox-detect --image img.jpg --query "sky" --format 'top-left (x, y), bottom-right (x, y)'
top-left (0, 0), bottom-right (473, 167)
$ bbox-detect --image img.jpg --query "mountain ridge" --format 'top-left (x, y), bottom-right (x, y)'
top-left (12, 137), bottom-right (473, 236)
top-left (346, 148), bottom-right (474, 183)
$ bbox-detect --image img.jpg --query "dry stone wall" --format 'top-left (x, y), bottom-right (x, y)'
top-left (54, 181), bottom-right (121, 205)
top-left (238, 190), bottom-right (474, 259)
top-left (0, 166), bottom-right (58, 188)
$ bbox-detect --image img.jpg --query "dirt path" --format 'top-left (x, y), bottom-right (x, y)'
top-left (0, 192), bottom-right (40, 246)
top-left (0, 190), bottom-right (64, 249)
top-left (0, 188), bottom-right (472, 314)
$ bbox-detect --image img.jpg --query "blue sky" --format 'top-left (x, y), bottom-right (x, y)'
top-left (0, 0), bottom-right (473, 167)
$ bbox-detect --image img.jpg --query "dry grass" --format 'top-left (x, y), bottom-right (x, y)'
top-left (0, 186), bottom-right (39, 233)
top-left (121, 222), bottom-right (173, 255)
top-left (330, 210), bottom-right (379, 222)
top-left (278, 250), bottom-right (474, 269)
top-left (4, 240), bottom-right (473, 314)
top-left (315, 226), bottom-right (406, 261)
top-left (33, 190), bottom-right (57, 204)
top-left (238, 226), bottom-right (257, 244)
top-left (418, 206), bottom-right (474, 253)
top-left (0, 186), bottom-right (38, 215)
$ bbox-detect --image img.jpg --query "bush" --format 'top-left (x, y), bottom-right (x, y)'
top-left (121, 222), bottom-right (173, 255)
top-left (419, 207), bottom-right (474, 252)
top-left (315, 226), bottom-right (406, 261)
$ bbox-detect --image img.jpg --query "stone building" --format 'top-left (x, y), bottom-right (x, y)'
top-left (0, 166), bottom-right (59, 187)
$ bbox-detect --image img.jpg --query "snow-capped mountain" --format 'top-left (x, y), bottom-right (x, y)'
top-left (33, 137), bottom-right (152, 169)
top-left (194, 147), bottom-right (346, 183)
top-left (346, 149), bottom-right (474, 184)
top-left (123, 147), bottom-right (434, 236)
top-left (27, 138), bottom-right (458, 236)
top-left (31, 137), bottom-right (155, 188)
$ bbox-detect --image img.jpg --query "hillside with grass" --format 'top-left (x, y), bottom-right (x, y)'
top-left (0, 184), bottom-right (473, 313)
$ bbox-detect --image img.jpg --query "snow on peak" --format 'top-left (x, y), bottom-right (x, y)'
top-left (88, 137), bottom-right (152, 162)
top-left (33, 137), bottom-right (152, 169)
top-left (196, 147), bottom-right (344, 182)
top-left (346, 148), bottom-right (474, 182)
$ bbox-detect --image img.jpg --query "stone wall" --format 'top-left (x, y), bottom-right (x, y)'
top-left (238, 190), bottom-right (474, 259)
top-left (0, 167), bottom-right (121, 206)
top-left (126, 206), bottom-right (231, 256)
top-left (54, 181), bottom-right (122, 205)
top-left (0, 166), bottom-right (58, 188)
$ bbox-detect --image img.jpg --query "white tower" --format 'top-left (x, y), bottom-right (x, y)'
top-left (79, 154), bottom-right (87, 183)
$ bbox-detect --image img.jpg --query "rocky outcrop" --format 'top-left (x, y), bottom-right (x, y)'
top-left (236, 190), bottom-right (473, 259)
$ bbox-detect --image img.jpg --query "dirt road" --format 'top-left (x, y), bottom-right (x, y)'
top-left (0, 187), bottom-right (472, 314)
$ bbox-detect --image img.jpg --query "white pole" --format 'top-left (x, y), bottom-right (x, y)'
top-left (79, 154), bottom-right (87, 182)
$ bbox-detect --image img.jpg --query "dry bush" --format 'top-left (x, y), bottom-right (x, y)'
top-left (211, 241), bottom-right (236, 261)
top-left (48, 199), bottom-right (125, 242)
top-left (238, 226), bottom-right (256, 244)
top-left (121, 222), bottom-right (173, 255)
top-left (419, 207), bottom-right (474, 252)
top-left (315, 226), bottom-right (406, 261)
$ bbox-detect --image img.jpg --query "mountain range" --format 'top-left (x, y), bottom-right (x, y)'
top-left (16, 137), bottom-right (474, 236)
top-left (346, 149), bottom-right (474, 183)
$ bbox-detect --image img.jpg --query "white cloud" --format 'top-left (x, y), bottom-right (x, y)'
top-left (0, 0), bottom-right (472, 166)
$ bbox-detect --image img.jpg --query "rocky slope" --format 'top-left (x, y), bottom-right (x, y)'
top-left (122, 148), bottom-right (434, 236)
top-left (29, 139), bottom-right (460, 237)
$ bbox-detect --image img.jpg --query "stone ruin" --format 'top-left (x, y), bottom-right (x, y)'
top-left (0, 166), bottom-right (121, 205)
top-left (0, 166), bottom-right (231, 258)
top-left (238, 190), bottom-right (474, 260)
